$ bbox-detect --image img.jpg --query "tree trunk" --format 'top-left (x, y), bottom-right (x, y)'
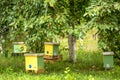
top-left (68, 34), bottom-right (77, 63)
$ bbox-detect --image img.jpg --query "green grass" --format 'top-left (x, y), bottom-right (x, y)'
top-left (0, 50), bottom-right (120, 80)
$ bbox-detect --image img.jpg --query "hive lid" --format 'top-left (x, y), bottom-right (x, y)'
top-left (13, 42), bottom-right (24, 44)
top-left (24, 53), bottom-right (44, 56)
top-left (44, 42), bottom-right (60, 45)
top-left (103, 52), bottom-right (114, 55)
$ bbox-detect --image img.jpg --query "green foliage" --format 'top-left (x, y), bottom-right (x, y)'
top-left (0, 0), bottom-right (51, 52)
top-left (84, 0), bottom-right (120, 58)
top-left (64, 67), bottom-right (75, 80)
top-left (0, 0), bottom-right (91, 54)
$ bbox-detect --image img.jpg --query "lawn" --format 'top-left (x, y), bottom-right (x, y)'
top-left (0, 50), bottom-right (120, 80)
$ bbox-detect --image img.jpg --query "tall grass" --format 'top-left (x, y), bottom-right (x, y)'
top-left (0, 50), bottom-right (120, 80)
top-left (0, 55), bottom-right (25, 73)
top-left (76, 50), bottom-right (103, 70)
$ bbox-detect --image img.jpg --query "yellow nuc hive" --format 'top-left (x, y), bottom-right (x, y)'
top-left (44, 42), bottom-right (60, 56)
top-left (24, 53), bottom-right (44, 71)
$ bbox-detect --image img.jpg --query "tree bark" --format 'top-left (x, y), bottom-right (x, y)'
top-left (68, 34), bottom-right (76, 63)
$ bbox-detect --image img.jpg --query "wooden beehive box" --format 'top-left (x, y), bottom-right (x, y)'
top-left (13, 42), bottom-right (27, 53)
top-left (24, 53), bottom-right (44, 73)
top-left (44, 42), bottom-right (60, 56)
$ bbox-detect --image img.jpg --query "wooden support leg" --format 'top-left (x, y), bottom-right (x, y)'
top-left (34, 70), bottom-right (38, 74)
